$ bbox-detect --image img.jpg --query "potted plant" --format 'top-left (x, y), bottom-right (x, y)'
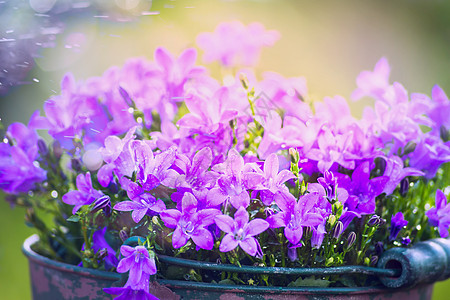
top-left (2, 21), bottom-right (450, 299)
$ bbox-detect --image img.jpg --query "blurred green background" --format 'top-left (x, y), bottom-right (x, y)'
top-left (1, 0), bottom-right (450, 299)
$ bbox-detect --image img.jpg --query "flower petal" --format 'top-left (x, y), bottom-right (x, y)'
top-left (219, 233), bottom-right (239, 252)
top-left (246, 219), bottom-right (269, 237)
top-left (240, 237), bottom-right (258, 256)
top-left (215, 214), bottom-right (235, 233)
top-left (234, 206), bottom-right (249, 229)
top-left (172, 226), bottom-right (189, 248)
top-left (114, 200), bottom-right (140, 212)
top-left (132, 208), bottom-right (148, 223)
top-left (191, 227), bottom-right (214, 250)
top-left (160, 209), bottom-right (182, 229)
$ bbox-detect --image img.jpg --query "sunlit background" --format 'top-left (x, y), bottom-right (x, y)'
top-left (1, 0), bottom-right (450, 299)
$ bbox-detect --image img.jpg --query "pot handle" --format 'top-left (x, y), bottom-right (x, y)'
top-left (377, 238), bottom-right (450, 288)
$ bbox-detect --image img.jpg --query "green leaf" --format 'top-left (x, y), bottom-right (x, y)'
top-left (339, 275), bottom-right (357, 287)
top-left (67, 215), bottom-right (80, 222)
top-left (218, 279), bottom-right (236, 285)
top-left (288, 276), bottom-right (331, 287)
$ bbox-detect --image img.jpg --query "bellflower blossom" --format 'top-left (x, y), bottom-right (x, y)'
top-left (382, 156), bottom-right (424, 195)
top-left (267, 193), bottom-right (323, 246)
top-left (351, 57), bottom-right (391, 102)
top-left (196, 21), bottom-right (280, 67)
top-left (0, 122), bottom-right (47, 194)
top-left (389, 212), bottom-right (408, 241)
top-left (427, 85), bottom-right (450, 136)
top-left (62, 172), bottom-right (104, 214)
top-left (105, 245), bottom-right (158, 300)
top-left (248, 153), bottom-right (296, 205)
top-left (207, 148), bottom-right (252, 209)
top-left (341, 161), bottom-right (388, 216)
top-left (426, 189), bottom-right (450, 238)
top-left (160, 192), bottom-right (220, 250)
top-left (91, 227), bottom-right (119, 270)
top-left (153, 47), bottom-right (205, 122)
top-left (215, 206), bottom-right (269, 256)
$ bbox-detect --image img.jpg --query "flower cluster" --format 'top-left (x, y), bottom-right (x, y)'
top-left (1, 21), bottom-right (449, 298)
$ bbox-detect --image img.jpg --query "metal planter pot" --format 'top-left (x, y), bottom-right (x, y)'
top-left (23, 234), bottom-right (450, 300)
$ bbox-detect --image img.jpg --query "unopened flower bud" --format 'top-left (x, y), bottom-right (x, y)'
top-left (239, 73), bottom-right (249, 90)
top-left (91, 195), bottom-right (111, 216)
top-left (5, 194), bottom-right (17, 208)
top-left (375, 157), bottom-right (386, 175)
top-left (71, 158), bottom-right (82, 173)
top-left (289, 148), bottom-right (300, 164)
top-left (37, 139), bottom-right (48, 156)
top-left (108, 181), bottom-right (119, 194)
top-left (327, 215), bottom-right (337, 227)
top-left (400, 178), bottom-right (409, 197)
top-left (364, 257), bottom-right (370, 266)
top-left (52, 141), bottom-right (63, 159)
top-left (287, 247), bottom-right (298, 262)
top-left (440, 125), bottom-right (449, 142)
top-left (371, 256), bottom-right (378, 266)
top-left (97, 248), bottom-right (108, 260)
top-left (119, 229), bottom-right (129, 242)
top-left (119, 86), bottom-right (134, 108)
top-left (368, 215), bottom-right (381, 227)
top-left (401, 237), bottom-right (411, 245)
top-left (303, 226), bottom-right (312, 238)
top-left (347, 232), bottom-right (356, 248)
top-left (375, 241), bottom-right (384, 256)
top-left (403, 142), bottom-right (416, 156)
top-left (333, 221), bottom-right (344, 239)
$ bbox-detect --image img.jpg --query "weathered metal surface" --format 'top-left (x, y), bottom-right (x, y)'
top-left (23, 235), bottom-right (436, 300)
top-left (23, 235), bottom-right (120, 300)
top-left (159, 279), bottom-right (434, 300)
top-left (378, 238), bottom-right (450, 288)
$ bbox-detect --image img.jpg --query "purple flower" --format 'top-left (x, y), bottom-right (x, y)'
top-left (207, 148), bottom-right (250, 209)
top-left (133, 142), bottom-right (178, 190)
top-left (389, 212), bottom-right (408, 241)
top-left (176, 88), bottom-right (239, 162)
top-left (105, 244), bottom-right (159, 299)
top-left (215, 206), bottom-right (269, 256)
top-left (306, 127), bottom-right (356, 173)
top-left (173, 147), bottom-right (218, 192)
top-left (153, 47), bottom-right (205, 122)
top-left (104, 285), bottom-right (158, 300)
top-left (116, 245), bottom-right (157, 286)
top-left (114, 193), bottom-right (166, 224)
top-left (62, 172), bottom-right (104, 214)
top-left (382, 156), bottom-right (424, 195)
top-left (407, 135), bottom-right (450, 179)
top-left (91, 195), bottom-right (112, 216)
top-left (160, 192), bottom-right (220, 250)
top-left (249, 153), bottom-right (296, 205)
top-left (428, 85), bottom-right (450, 136)
top-left (259, 72), bottom-right (311, 121)
top-left (317, 170), bottom-right (342, 203)
top-left (91, 227), bottom-right (118, 270)
top-left (351, 57), bottom-right (391, 102)
top-left (0, 123), bottom-right (47, 194)
top-left (196, 21), bottom-right (280, 67)
top-left (341, 161), bottom-right (388, 215)
top-left (267, 193), bottom-right (323, 246)
top-left (426, 189), bottom-right (450, 238)
top-left (29, 73), bottom-right (114, 149)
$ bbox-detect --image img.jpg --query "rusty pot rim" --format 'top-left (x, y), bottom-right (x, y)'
top-left (22, 234), bottom-right (433, 296)
top-left (22, 234), bottom-right (121, 282)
